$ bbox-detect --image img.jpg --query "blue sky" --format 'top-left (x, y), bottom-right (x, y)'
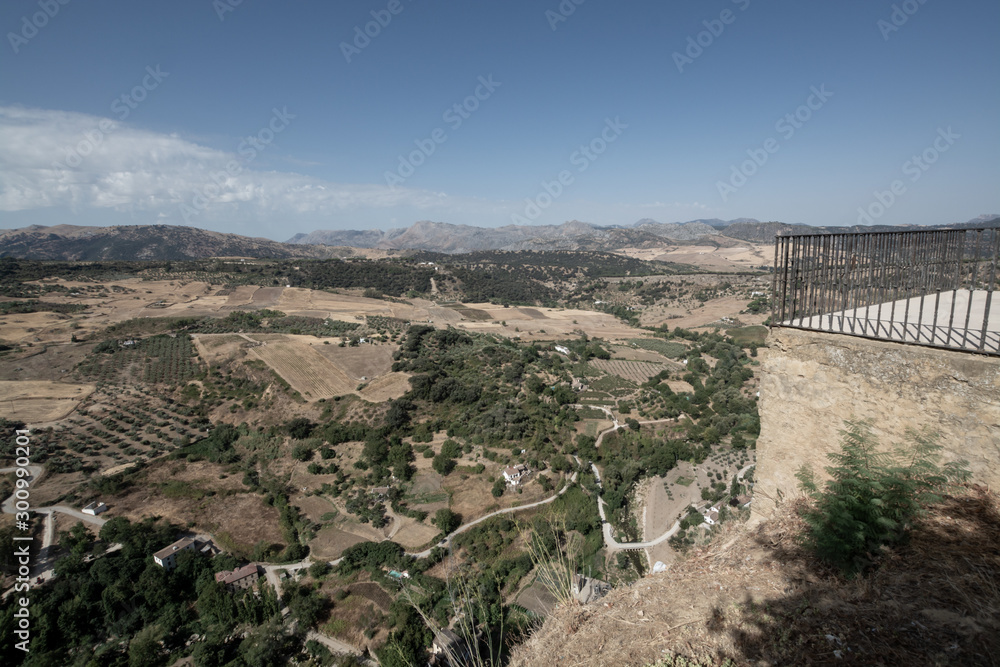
top-left (1, 0), bottom-right (997, 241)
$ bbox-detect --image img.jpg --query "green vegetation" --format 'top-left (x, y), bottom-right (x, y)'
top-left (0, 250), bottom-right (773, 665)
top-left (627, 338), bottom-right (688, 358)
top-left (0, 299), bottom-right (87, 315)
top-left (795, 419), bottom-right (970, 576)
top-left (0, 517), bottom-right (282, 666)
top-left (725, 325), bottom-right (769, 347)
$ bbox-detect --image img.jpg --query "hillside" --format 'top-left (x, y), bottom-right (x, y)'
top-left (288, 219), bottom-right (733, 252)
top-left (5, 216), bottom-right (996, 260)
top-left (510, 486), bottom-right (1000, 667)
top-left (0, 224), bottom-right (354, 261)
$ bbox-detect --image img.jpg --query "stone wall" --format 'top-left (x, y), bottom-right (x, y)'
top-left (751, 327), bottom-right (1000, 524)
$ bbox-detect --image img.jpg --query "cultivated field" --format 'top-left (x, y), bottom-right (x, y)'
top-left (617, 240), bottom-right (771, 272)
top-left (248, 337), bottom-right (356, 399)
top-left (311, 342), bottom-right (395, 378)
top-left (450, 302), bottom-right (646, 341)
top-left (0, 380), bottom-right (95, 422)
top-left (588, 359), bottom-right (666, 384)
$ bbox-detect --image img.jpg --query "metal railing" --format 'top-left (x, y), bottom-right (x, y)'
top-left (771, 227), bottom-right (999, 355)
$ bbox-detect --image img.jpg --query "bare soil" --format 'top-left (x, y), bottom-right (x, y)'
top-left (512, 485), bottom-right (1000, 667)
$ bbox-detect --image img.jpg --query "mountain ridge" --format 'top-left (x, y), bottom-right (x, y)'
top-left (1, 215), bottom-right (996, 260)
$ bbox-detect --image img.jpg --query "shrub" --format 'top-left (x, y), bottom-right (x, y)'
top-left (795, 419), bottom-right (969, 576)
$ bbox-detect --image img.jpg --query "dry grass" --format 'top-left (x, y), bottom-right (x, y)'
top-left (510, 485), bottom-right (1000, 667)
top-left (0, 380), bottom-right (95, 422)
top-left (358, 371), bottom-right (411, 401)
top-left (390, 519), bottom-right (440, 549)
top-left (106, 459), bottom-right (286, 557)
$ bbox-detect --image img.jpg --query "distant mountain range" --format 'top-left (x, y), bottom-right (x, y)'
top-left (289, 216), bottom-right (1000, 251)
top-left (0, 224), bottom-right (352, 261)
top-left (1, 216), bottom-right (996, 261)
top-left (286, 218), bottom-right (750, 253)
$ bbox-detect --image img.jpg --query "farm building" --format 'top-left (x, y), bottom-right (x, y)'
top-left (153, 537), bottom-right (217, 571)
top-left (82, 501), bottom-right (108, 516)
top-left (214, 564), bottom-right (260, 591)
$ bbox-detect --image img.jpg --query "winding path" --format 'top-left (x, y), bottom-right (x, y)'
top-left (588, 462), bottom-right (681, 552)
top-left (408, 469), bottom-right (579, 558)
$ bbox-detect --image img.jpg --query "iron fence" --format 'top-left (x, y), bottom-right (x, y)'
top-left (771, 227), bottom-right (999, 355)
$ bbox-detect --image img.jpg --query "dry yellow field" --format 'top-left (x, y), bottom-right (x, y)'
top-left (450, 303), bottom-right (644, 341)
top-left (248, 337), bottom-right (356, 399)
top-left (358, 372), bottom-right (411, 402)
top-left (390, 518), bottom-right (440, 549)
top-left (0, 380), bottom-right (95, 422)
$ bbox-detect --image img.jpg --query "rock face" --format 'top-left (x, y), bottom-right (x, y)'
top-left (752, 327), bottom-right (1000, 523)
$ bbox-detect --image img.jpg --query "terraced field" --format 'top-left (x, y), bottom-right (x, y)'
top-left (589, 359), bottom-right (666, 383)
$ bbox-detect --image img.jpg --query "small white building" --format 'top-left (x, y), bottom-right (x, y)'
top-left (82, 501), bottom-right (107, 516)
top-left (502, 464), bottom-right (530, 487)
top-left (554, 345), bottom-right (570, 355)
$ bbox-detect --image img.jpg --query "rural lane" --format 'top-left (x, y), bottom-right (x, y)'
top-left (408, 469), bottom-right (579, 558)
top-left (589, 461), bottom-right (681, 552)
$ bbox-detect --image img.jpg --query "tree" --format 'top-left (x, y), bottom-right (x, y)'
top-left (128, 623), bottom-right (166, 667)
top-left (292, 442), bottom-right (314, 461)
top-left (432, 453), bottom-right (456, 476)
top-left (434, 508), bottom-right (461, 534)
top-left (492, 478), bottom-right (506, 498)
top-left (286, 417), bottom-right (315, 439)
top-left (796, 419), bottom-right (969, 576)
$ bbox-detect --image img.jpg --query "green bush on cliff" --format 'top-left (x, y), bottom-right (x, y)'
top-left (795, 418), bottom-right (969, 576)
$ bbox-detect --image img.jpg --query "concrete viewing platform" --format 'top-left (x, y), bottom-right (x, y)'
top-left (782, 289), bottom-right (999, 354)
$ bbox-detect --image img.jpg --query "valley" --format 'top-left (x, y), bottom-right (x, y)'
top-left (0, 247), bottom-right (766, 663)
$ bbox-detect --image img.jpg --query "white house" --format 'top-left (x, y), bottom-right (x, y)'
top-left (502, 464), bottom-right (530, 487)
top-left (554, 345), bottom-right (570, 355)
top-left (153, 537), bottom-right (216, 571)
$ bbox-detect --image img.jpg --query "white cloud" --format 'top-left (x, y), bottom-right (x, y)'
top-left (0, 105), bottom-right (469, 224)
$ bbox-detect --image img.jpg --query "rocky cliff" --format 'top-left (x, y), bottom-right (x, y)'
top-left (752, 327), bottom-right (1000, 522)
